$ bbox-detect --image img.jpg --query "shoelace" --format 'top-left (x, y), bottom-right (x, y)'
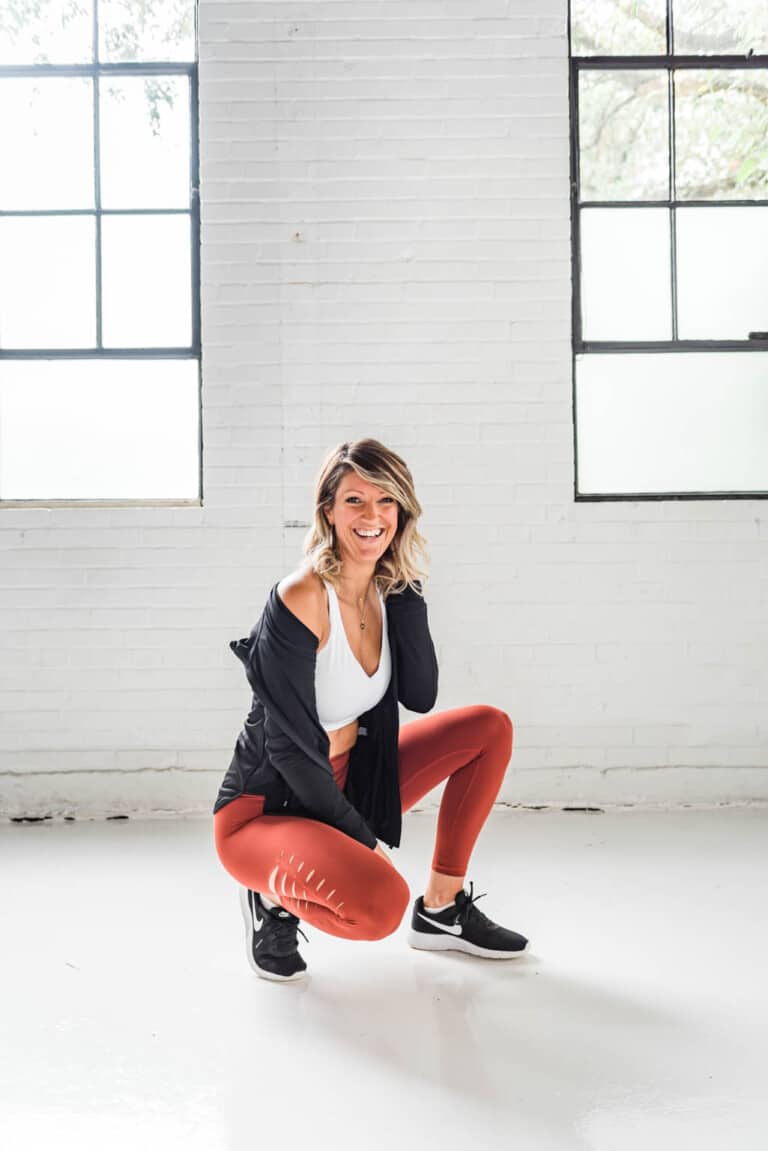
top-left (454, 882), bottom-right (496, 929)
top-left (265, 906), bottom-right (310, 951)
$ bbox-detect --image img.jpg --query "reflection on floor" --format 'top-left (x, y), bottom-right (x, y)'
top-left (2, 806), bottom-right (767, 1151)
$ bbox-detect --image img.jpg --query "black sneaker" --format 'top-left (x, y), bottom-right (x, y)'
top-left (407, 881), bottom-right (529, 959)
top-left (239, 888), bottom-right (309, 982)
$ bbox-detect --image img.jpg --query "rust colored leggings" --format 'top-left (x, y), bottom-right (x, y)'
top-left (214, 704), bottom-right (512, 942)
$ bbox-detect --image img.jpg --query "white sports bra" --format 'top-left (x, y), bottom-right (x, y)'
top-left (315, 580), bottom-right (392, 733)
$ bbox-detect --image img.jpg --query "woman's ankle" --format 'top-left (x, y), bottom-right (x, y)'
top-left (259, 892), bottom-right (282, 911)
top-left (423, 871), bottom-right (465, 909)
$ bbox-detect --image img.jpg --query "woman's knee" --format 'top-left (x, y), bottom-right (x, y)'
top-left (356, 870), bottom-right (411, 941)
top-left (475, 704), bottom-right (513, 756)
top-left (213, 817), bottom-right (235, 872)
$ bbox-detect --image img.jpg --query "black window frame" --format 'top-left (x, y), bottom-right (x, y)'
top-left (569, 0), bottom-right (768, 502)
top-left (0, 2), bottom-right (201, 505)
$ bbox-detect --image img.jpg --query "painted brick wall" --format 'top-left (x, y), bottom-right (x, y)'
top-left (1, 0), bottom-right (766, 819)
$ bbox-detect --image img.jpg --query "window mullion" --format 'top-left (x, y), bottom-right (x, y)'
top-left (93, 73), bottom-right (103, 350)
top-left (570, 60), bottom-right (583, 347)
top-left (189, 66), bottom-right (201, 355)
top-left (668, 68), bottom-right (678, 342)
top-left (92, 0), bottom-right (102, 350)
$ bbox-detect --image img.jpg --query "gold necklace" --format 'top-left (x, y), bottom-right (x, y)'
top-left (357, 590), bottom-right (368, 632)
top-left (340, 579), bottom-right (372, 631)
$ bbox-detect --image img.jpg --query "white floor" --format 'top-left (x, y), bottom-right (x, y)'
top-left (2, 806), bottom-right (767, 1151)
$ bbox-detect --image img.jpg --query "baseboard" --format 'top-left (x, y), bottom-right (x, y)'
top-left (2, 764), bottom-right (768, 821)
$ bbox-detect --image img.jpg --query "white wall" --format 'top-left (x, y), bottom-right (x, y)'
top-left (1, 0), bottom-right (767, 820)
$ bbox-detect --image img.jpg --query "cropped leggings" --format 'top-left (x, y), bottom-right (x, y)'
top-left (214, 704), bottom-right (513, 942)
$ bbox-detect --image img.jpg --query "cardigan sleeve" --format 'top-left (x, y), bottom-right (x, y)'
top-left (261, 709), bottom-right (377, 849)
top-left (230, 595), bottom-right (378, 850)
top-left (386, 582), bottom-right (439, 713)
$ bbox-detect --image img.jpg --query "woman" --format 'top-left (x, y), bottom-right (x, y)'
top-left (213, 439), bottom-right (528, 981)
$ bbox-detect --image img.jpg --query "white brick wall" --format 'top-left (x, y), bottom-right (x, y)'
top-left (1, 0), bottom-right (766, 819)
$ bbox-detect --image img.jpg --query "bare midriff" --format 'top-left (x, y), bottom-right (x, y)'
top-left (328, 718), bottom-right (359, 760)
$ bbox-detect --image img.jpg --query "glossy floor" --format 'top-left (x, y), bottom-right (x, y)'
top-left (2, 807), bottom-right (767, 1151)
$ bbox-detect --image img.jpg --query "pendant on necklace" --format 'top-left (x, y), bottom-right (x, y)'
top-left (360, 621), bottom-right (366, 631)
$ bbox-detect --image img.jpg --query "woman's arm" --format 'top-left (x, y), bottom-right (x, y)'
top-left (387, 582), bottom-right (439, 713)
top-left (262, 708), bottom-right (377, 849)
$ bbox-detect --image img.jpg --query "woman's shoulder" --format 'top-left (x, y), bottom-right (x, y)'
top-left (276, 566), bottom-right (328, 642)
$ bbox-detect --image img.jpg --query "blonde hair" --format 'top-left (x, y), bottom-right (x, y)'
top-left (302, 439), bottom-right (429, 597)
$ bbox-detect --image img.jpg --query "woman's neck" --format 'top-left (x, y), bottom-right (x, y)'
top-left (337, 559), bottom-right (377, 602)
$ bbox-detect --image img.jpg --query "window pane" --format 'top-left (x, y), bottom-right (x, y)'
top-left (673, 0), bottom-right (768, 55)
top-left (580, 208), bottom-right (671, 340)
top-left (100, 76), bottom-right (190, 209)
top-left (579, 70), bottom-right (669, 201)
top-left (570, 0), bottom-right (666, 55)
top-left (101, 215), bottom-right (192, 347)
top-left (99, 0), bottom-right (195, 62)
top-left (675, 71), bottom-right (768, 201)
top-left (0, 78), bottom-right (93, 210)
top-left (0, 0), bottom-right (92, 64)
top-left (576, 352), bottom-right (768, 495)
top-left (0, 216), bottom-right (95, 348)
top-left (677, 207), bottom-right (768, 339)
top-left (0, 359), bottom-right (199, 500)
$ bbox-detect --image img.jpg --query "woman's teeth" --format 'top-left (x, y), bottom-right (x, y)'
top-left (353, 528), bottom-right (383, 538)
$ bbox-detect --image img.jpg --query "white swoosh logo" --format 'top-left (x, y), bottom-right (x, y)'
top-left (417, 911), bottom-right (462, 935)
top-left (251, 897), bottom-right (264, 931)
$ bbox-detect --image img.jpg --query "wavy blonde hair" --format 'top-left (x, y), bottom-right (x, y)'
top-left (302, 439), bottom-right (429, 597)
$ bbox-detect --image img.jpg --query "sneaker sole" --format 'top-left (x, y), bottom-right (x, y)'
top-left (239, 887), bottom-right (308, 982)
top-left (407, 928), bottom-right (529, 959)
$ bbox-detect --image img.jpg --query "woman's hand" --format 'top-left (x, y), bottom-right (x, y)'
top-left (374, 840), bottom-right (394, 866)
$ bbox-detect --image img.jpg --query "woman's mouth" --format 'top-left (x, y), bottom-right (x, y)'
top-left (352, 528), bottom-right (384, 539)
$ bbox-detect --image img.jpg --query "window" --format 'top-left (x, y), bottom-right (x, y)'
top-left (570, 0), bottom-right (768, 499)
top-left (0, 0), bottom-right (200, 503)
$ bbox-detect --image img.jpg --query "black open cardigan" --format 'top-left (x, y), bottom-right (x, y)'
top-left (214, 580), bottom-right (439, 850)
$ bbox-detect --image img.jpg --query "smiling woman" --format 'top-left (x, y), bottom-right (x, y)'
top-left (279, 444), bottom-right (426, 762)
top-left (213, 438), bottom-right (528, 981)
top-left (303, 438), bottom-right (428, 598)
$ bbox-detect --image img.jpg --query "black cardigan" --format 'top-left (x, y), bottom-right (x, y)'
top-left (214, 580), bottom-right (439, 850)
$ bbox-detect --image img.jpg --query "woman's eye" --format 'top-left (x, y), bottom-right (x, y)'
top-left (344, 495), bottom-right (394, 505)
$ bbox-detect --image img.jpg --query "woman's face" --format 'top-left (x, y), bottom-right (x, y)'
top-left (325, 470), bottom-right (400, 566)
